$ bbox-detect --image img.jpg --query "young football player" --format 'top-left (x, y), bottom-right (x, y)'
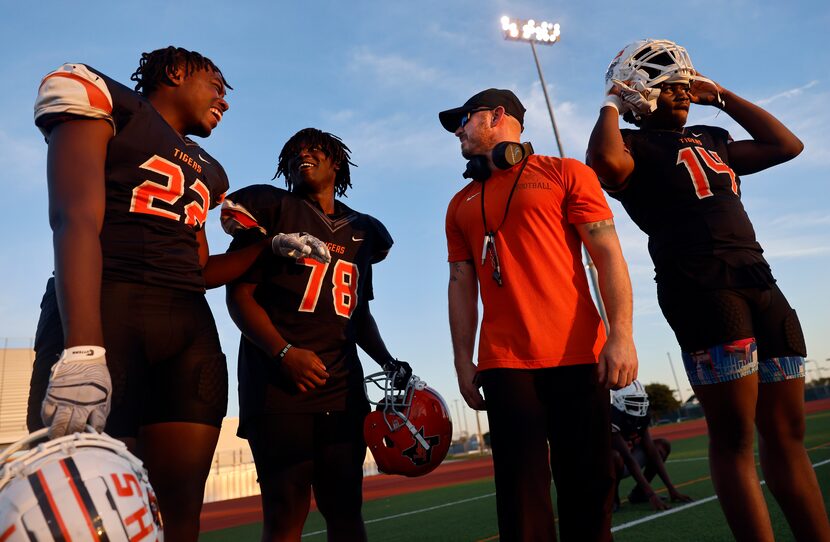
top-left (222, 127), bottom-right (410, 541)
top-left (27, 47), bottom-right (276, 541)
top-left (587, 39), bottom-right (830, 541)
top-left (610, 381), bottom-right (692, 511)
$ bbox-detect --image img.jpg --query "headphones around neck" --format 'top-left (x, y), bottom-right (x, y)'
top-left (463, 141), bottom-right (535, 181)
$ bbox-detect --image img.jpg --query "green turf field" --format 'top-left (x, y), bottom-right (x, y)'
top-left (199, 410), bottom-right (830, 541)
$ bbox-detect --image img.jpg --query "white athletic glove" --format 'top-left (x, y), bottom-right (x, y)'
top-left (611, 79), bottom-right (660, 117)
top-left (272, 232), bottom-right (331, 263)
top-left (42, 346), bottom-right (111, 438)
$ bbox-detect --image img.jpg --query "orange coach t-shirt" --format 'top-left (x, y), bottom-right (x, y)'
top-left (446, 155), bottom-right (612, 371)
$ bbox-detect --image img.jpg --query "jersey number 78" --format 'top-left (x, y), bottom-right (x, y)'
top-left (298, 258), bottom-right (359, 318)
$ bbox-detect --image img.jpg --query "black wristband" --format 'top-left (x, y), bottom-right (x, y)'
top-left (278, 344), bottom-right (292, 359)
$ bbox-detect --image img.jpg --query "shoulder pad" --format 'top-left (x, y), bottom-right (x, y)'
top-left (221, 185), bottom-right (283, 236)
top-left (365, 214), bottom-right (393, 263)
top-left (34, 64), bottom-right (115, 138)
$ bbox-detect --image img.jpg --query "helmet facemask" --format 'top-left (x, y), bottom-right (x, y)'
top-left (612, 381), bottom-right (650, 417)
top-left (363, 370), bottom-right (452, 477)
top-left (606, 39), bottom-right (698, 122)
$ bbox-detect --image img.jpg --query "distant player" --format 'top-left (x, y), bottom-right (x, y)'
top-left (588, 39), bottom-right (830, 540)
top-left (610, 381), bottom-right (692, 511)
top-left (222, 127), bottom-right (410, 541)
top-left (27, 47), bottom-right (270, 541)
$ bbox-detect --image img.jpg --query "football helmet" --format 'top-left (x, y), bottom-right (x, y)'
top-left (612, 380), bottom-right (650, 417)
top-left (0, 428), bottom-right (163, 541)
top-left (364, 370), bottom-right (452, 477)
top-left (605, 39), bottom-right (695, 119)
top-left (605, 39), bottom-right (695, 93)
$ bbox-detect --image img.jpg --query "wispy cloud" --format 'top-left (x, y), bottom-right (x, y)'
top-left (0, 129), bottom-right (45, 192)
top-left (769, 212), bottom-right (830, 228)
top-left (348, 48), bottom-right (448, 89)
top-left (756, 81), bottom-right (818, 106)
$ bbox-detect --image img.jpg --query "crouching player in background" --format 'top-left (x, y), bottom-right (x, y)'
top-left (610, 381), bottom-right (692, 511)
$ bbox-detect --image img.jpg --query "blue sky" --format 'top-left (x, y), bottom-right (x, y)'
top-left (2, 1), bottom-right (829, 435)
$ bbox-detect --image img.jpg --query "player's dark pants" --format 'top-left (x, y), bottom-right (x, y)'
top-left (245, 407), bottom-right (369, 540)
top-left (480, 364), bottom-right (614, 542)
top-left (27, 278), bottom-right (228, 436)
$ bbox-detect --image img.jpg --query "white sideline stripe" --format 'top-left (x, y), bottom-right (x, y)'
top-left (612, 458), bottom-right (830, 533)
top-left (301, 493), bottom-right (496, 537)
top-left (301, 458), bottom-right (830, 538)
top-left (665, 457), bottom-right (709, 463)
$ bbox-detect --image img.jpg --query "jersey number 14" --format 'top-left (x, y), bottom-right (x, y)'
top-left (676, 146), bottom-right (738, 199)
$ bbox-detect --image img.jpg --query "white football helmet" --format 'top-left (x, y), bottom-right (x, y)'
top-left (605, 39), bottom-right (695, 93)
top-left (605, 39), bottom-right (696, 119)
top-left (0, 428), bottom-right (163, 541)
top-left (612, 380), bottom-right (650, 417)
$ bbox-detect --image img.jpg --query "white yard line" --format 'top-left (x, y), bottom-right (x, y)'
top-left (612, 458), bottom-right (830, 532)
top-left (301, 457), bottom-right (830, 538)
top-left (302, 493), bottom-right (496, 537)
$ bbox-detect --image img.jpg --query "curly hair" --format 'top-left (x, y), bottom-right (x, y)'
top-left (274, 128), bottom-right (356, 197)
top-left (130, 46), bottom-right (231, 97)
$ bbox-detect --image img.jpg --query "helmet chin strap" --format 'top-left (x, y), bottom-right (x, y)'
top-left (394, 411), bottom-right (431, 450)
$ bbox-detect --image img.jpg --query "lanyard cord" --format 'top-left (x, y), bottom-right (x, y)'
top-left (480, 157), bottom-right (530, 236)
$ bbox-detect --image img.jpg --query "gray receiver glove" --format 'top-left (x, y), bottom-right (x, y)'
top-left (42, 346), bottom-right (111, 438)
top-left (272, 232), bottom-right (331, 263)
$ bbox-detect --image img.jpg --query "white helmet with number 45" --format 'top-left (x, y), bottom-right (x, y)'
top-left (0, 428), bottom-right (163, 541)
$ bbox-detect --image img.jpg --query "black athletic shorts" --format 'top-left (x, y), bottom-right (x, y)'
top-left (244, 406), bottom-right (369, 512)
top-left (656, 282), bottom-right (807, 359)
top-left (27, 278), bottom-right (228, 437)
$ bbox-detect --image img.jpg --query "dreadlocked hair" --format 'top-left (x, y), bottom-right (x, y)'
top-left (130, 46), bottom-right (232, 97)
top-left (275, 128), bottom-right (355, 197)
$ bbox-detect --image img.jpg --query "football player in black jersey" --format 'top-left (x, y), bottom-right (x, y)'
top-left (222, 128), bottom-right (410, 541)
top-left (610, 381), bottom-right (691, 511)
top-left (27, 47), bottom-right (282, 541)
top-left (587, 40), bottom-right (830, 541)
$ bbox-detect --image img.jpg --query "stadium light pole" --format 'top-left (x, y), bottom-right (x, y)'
top-left (667, 352), bottom-right (685, 405)
top-left (501, 16), bottom-right (608, 329)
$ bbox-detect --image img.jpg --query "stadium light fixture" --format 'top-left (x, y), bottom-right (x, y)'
top-left (500, 16), bottom-right (561, 45)
top-left (501, 15), bottom-right (608, 328)
top-left (500, 15), bottom-right (564, 158)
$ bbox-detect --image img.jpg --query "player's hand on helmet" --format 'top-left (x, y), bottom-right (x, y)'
top-left (456, 361), bottom-right (485, 410)
top-left (598, 333), bottom-right (638, 390)
top-left (688, 72), bottom-right (726, 108)
top-left (669, 489), bottom-right (693, 503)
top-left (611, 80), bottom-right (659, 117)
top-left (272, 232), bottom-right (331, 264)
top-left (382, 359), bottom-right (412, 390)
top-left (279, 346), bottom-right (329, 392)
top-left (42, 346), bottom-right (111, 439)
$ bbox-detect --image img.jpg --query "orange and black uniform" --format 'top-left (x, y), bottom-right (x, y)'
top-left (608, 126), bottom-right (805, 358)
top-left (27, 64), bottom-right (229, 437)
top-left (446, 155), bottom-right (615, 541)
top-left (221, 184), bottom-right (392, 526)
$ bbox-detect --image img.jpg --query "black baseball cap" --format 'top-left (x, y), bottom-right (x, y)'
top-left (439, 88), bottom-right (526, 132)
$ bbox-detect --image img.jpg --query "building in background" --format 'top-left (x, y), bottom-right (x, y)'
top-left (0, 342), bottom-right (34, 445)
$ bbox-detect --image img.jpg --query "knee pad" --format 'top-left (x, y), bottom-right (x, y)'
top-left (682, 338), bottom-right (758, 386)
